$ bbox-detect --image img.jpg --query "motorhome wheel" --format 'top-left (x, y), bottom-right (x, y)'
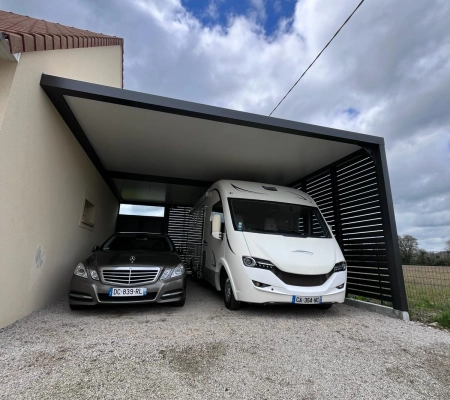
top-left (224, 278), bottom-right (241, 310)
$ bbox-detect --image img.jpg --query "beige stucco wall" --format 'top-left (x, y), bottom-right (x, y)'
top-left (0, 60), bottom-right (17, 129)
top-left (0, 46), bottom-right (123, 328)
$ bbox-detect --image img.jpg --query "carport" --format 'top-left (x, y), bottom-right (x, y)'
top-left (40, 73), bottom-right (408, 313)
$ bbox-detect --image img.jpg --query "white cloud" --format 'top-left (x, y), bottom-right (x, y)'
top-left (1, 0), bottom-right (449, 249)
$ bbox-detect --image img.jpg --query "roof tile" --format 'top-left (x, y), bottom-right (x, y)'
top-left (0, 9), bottom-right (124, 87)
top-left (0, 10), bottom-right (123, 53)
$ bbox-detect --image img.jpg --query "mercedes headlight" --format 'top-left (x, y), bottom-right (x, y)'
top-left (74, 263), bottom-right (88, 278)
top-left (89, 269), bottom-right (99, 280)
top-left (171, 264), bottom-right (185, 278)
top-left (160, 269), bottom-right (173, 280)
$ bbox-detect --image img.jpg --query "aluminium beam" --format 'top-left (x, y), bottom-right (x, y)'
top-left (40, 74), bottom-right (385, 148)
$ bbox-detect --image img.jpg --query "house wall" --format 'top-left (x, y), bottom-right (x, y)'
top-left (0, 46), bottom-right (123, 328)
top-left (0, 59), bottom-right (17, 129)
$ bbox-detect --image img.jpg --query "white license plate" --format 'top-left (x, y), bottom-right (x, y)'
top-left (292, 296), bottom-right (322, 304)
top-left (109, 287), bottom-right (147, 297)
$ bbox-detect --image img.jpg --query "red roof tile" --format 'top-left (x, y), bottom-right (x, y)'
top-left (0, 10), bottom-right (123, 53)
top-left (0, 9), bottom-right (124, 86)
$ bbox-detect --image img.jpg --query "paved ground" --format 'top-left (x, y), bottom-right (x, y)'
top-left (1, 280), bottom-right (449, 400)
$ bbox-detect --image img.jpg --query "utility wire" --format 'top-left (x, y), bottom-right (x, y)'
top-left (269, 0), bottom-right (366, 117)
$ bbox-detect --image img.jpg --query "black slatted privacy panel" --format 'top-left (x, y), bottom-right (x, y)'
top-left (167, 206), bottom-right (203, 270)
top-left (304, 172), bottom-right (336, 234)
top-left (295, 150), bottom-right (393, 305)
top-left (336, 153), bottom-right (391, 303)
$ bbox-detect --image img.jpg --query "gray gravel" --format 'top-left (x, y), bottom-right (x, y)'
top-left (1, 280), bottom-right (449, 400)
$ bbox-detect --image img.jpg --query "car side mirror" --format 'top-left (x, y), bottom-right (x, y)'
top-left (92, 246), bottom-right (99, 252)
top-left (212, 214), bottom-right (222, 240)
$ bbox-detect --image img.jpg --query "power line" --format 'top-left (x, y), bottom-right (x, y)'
top-left (269, 0), bottom-right (366, 117)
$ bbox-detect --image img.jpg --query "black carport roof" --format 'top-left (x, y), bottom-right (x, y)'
top-left (40, 74), bottom-right (384, 207)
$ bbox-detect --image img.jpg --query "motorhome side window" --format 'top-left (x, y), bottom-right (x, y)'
top-left (228, 199), bottom-right (331, 238)
top-left (210, 200), bottom-right (225, 234)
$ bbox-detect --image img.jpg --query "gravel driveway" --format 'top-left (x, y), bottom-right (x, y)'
top-left (1, 280), bottom-right (449, 400)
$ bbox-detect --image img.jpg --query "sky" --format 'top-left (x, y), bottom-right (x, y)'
top-left (1, 0), bottom-right (449, 250)
top-left (119, 204), bottom-right (165, 217)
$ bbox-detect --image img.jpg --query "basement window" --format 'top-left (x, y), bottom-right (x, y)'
top-left (119, 204), bottom-right (165, 217)
top-left (80, 198), bottom-right (95, 230)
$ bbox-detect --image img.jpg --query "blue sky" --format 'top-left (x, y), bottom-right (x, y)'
top-left (182, 0), bottom-right (296, 35)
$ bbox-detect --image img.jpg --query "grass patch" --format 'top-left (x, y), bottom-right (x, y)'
top-left (403, 265), bottom-right (450, 328)
top-left (434, 310), bottom-right (450, 329)
top-left (346, 266), bottom-right (450, 329)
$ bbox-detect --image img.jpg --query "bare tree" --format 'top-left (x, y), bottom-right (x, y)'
top-left (398, 235), bottom-right (419, 264)
top-left (445, 239), bottom-right (450, 252)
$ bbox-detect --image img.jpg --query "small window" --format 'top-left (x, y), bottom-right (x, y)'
top-left (80, 198), bottom-right (95, 230)
top-left (119, 204), bottom-right (165, 217)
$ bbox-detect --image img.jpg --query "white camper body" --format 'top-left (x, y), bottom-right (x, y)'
top-left (187, 180), bottom-right (347, 309)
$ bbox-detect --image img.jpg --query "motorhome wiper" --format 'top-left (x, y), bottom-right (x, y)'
top-left (276, 229), bottom-right (309, 237)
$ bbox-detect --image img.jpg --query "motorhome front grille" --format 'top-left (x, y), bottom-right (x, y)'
top-left (272, 267), bottom-right (333, 287)
top-left (101, 268), bottom-right (160, 285)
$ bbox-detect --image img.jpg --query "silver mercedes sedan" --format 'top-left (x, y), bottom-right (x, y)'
top-left (68, 232), bottom-right (187, 309)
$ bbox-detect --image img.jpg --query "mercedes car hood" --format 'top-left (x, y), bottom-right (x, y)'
top-left (90, 251), bottom-right (181, 268)
top-left (243, 232), bottom-right (339, 275)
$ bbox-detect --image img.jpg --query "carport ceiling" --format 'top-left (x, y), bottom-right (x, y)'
top-left (41, 74), bottom-right (384, 207)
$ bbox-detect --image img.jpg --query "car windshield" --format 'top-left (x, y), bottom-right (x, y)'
top-left (229, 199), bottom-right (331, 238)
top-left (102, 234), bottom-right (173, 252)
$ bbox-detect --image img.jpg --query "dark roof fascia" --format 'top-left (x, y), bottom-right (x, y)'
top-left (40, 74), bottom-right (385, 147)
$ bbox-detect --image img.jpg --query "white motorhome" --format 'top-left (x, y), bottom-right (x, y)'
top-left (187, 180), bottom-right (347, 310)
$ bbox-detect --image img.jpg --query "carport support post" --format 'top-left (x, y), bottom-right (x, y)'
top-left (372, 145), bottom-right (408, 312)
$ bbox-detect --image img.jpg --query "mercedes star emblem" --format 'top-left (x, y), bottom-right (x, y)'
top-left (130, 256), bottom-right (136, 263)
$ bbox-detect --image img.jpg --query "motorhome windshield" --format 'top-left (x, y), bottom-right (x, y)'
top-left (229, 199), bottom-right (331, 238)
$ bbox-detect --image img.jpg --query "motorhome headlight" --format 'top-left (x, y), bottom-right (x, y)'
top-left (333, 261), bottom-right (347, 272)
top-left (74, 263), bottom-right (88, 278)
top-left (242, 257), bottom-right (256, 267)
top-left (171, 264), bottom-right (185, 278)
top-left (243, 257), bottom-right (275, 270)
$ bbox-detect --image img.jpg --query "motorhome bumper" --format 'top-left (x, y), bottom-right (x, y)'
top-left (240, 289), bottom-right (346, 304)
top-left (235, 269), bottom-right (347, 304)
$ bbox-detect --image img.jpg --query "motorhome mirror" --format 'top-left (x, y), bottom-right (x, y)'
top-left (211, 214), bottom-right (222, 240)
